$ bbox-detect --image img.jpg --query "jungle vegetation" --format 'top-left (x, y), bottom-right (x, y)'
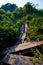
top-left (0, 2), bottom-right (43, 56)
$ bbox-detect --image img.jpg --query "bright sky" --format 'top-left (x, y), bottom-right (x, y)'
top-left (0, 0), bottom-right (43, 9)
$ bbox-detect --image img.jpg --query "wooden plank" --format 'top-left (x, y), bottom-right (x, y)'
top-left (14, 41), bottom-right (43, 52)
top-left (1, 41), bottom-right (43, 55)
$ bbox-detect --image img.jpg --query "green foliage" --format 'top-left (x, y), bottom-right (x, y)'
top-left (29, 48), bottom-right (42, 59)
top-left (38, 45), bottom-right (43, 54)
top-left (1, 3), bottom-right (17, 12)
top-left (22, 2), bottom-right (33, 15)
top-left (0, 9), bottom-right (6, 14)
top-left (28, 18), bottom-right (43, 40)
top-left (0, 2), bottom-right (43, 52)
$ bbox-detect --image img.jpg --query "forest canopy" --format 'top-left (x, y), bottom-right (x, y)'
top-left (0, 2), bottom-right (43, 50)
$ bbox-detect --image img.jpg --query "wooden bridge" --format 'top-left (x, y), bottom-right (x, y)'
top-left (1, 41), bottom-right (43, 55)
top-left (14, 41), bottom-right (43, 52)
top-left (0, 41), bottom-right (43, 65)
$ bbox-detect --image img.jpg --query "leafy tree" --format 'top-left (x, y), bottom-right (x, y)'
top-left (22, 2), bottom-right (33, 15)
top-left (1, 3), bottom-right (17, 12)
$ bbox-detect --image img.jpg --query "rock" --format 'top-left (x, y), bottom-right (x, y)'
top-left (1, 54), bottom-right (43, 65)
